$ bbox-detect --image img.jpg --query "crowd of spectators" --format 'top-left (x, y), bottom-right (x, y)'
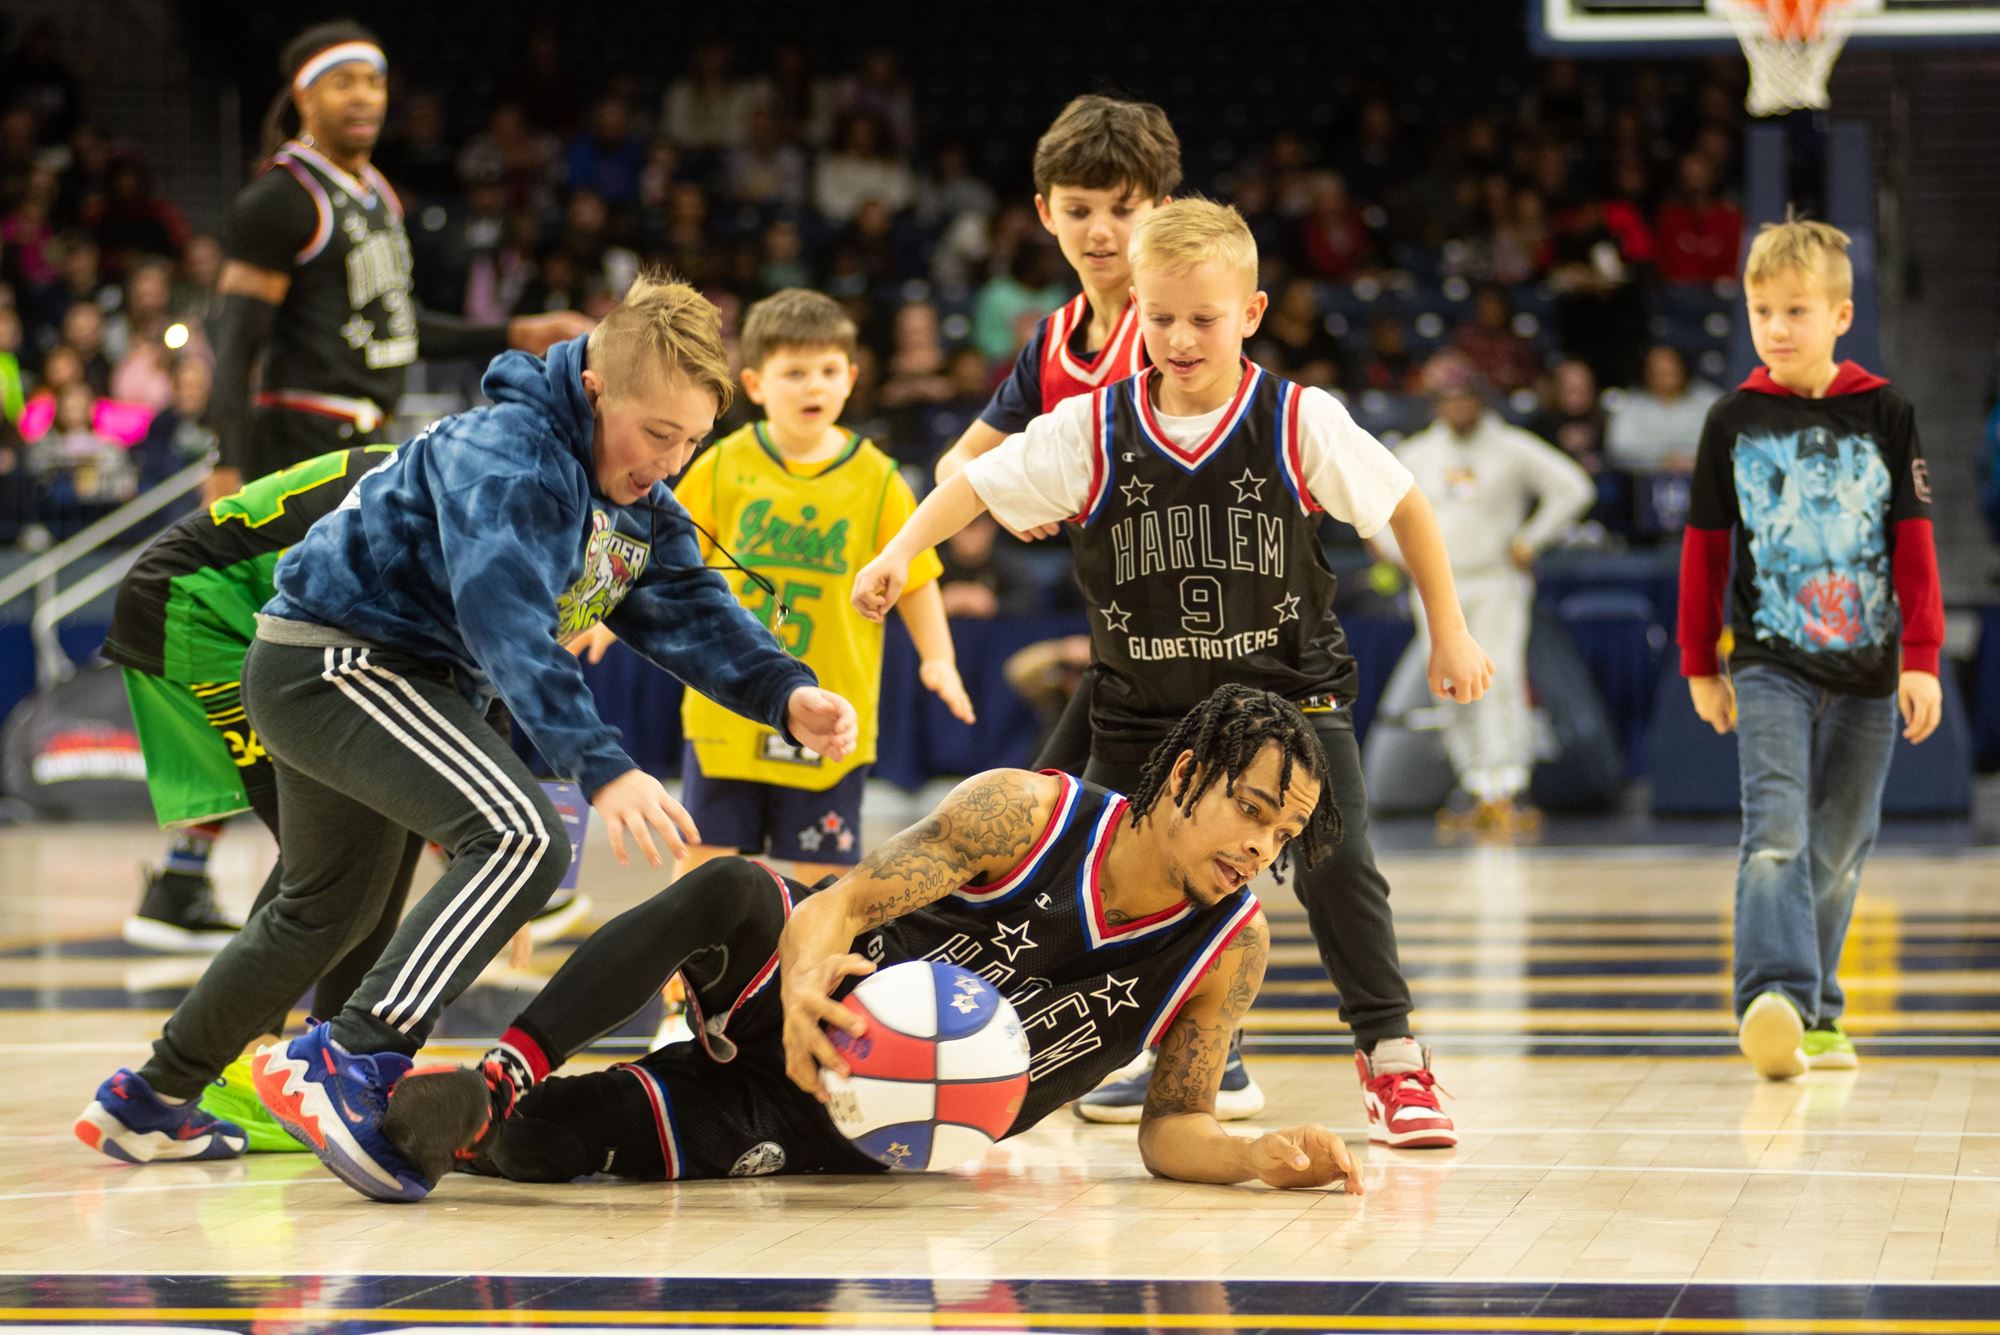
top-left (0, 18), bottom-right (1751, 580)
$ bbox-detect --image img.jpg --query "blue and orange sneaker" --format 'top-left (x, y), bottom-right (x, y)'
top-left (74, 1068), bottom-right (247, 1163)
top-left (251, 1021), bottom-right (429, 1202)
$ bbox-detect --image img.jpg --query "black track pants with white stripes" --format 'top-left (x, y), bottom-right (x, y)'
top-left (139, 637), bottom-right (570, 1098)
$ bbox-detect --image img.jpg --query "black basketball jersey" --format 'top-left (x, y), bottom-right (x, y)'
top-left (1067, 362), bottom-right (1358, 748)
top-left (258, 141), bottom-right (418, 410)
top-left (857, 772), bottom-right (1262, 1137)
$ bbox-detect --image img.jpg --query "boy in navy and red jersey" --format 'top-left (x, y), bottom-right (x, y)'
top-left (1678, 218), bottom-right (1945, 1081)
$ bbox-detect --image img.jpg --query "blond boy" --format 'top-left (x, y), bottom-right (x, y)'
top-left (853, 200), bottom-right (1491, 1147)
top-left (1679, 219), bottom-right (1944, 1079)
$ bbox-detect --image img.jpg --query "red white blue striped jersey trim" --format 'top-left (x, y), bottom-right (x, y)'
top-left (953, 771), bottom-right (1083, 905)
top-left (1074, 797), bottom-right (1198, 951)
top-left (1131, 359), bottom-right (1264, 474)
top-left (1141, 892), bottom-right (1263, 1049)
top-left (1072, 389), bottom-right (1119, 526)
top-left (683, 860), bottom-right (793, 1064)
top-left (273, 153), bottom-right (335, 264)
top-left (1273, 378), bottom-right (1320, 515)
top-left (618, 1062), bottom-right (684, 1180)
top-left (1040, 293), bottom-right (1146, 410)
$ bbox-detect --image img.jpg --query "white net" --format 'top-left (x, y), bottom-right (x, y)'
top-left (1712, 0), bottom-right (1857, 115)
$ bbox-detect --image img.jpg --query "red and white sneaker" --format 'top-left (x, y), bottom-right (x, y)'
top-left (1356, 1040), bottom-right (1456, 1149)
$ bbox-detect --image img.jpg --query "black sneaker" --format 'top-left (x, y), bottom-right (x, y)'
top-left (122, 867), bottom-right (240, 953)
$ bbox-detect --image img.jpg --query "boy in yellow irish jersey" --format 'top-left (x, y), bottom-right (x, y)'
top-left (676, 288), bottom-right (973, 884)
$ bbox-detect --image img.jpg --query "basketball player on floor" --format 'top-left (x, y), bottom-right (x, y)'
top-left (389, 685), bottom-right (1359, 1193)
top-left (855, 200), bottom-right (1492, 1149)
top-left (128, 19), bottom-right (592, 947)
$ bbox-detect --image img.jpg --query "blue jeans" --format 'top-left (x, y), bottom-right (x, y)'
top-left (1732, 664), bottom-right (1898, 1024)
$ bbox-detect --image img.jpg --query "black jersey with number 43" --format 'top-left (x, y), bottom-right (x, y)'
top-left (855, 771), bottom-right (1262, 1137)
top-left (228, 139), bottom-right (418, 411)
top-left (1067, 363), bottom-right (1357, 745)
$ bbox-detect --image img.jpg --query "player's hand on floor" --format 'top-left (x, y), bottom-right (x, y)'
top-left (1248, 1123), bottom-right (1361, 1192)
top-left (781, 953), bottom-right (876, 1101)
top-left (920, 659), bottom-right (977, 724)
top-left (1428, 627), bottom-right (1495, 703)
top-left (850, 555), bottom-right (909, 622)
top-left (1899, 670), bottom-right (1942, 744)
top-left (567, 622), bottom-right (618, 665)
top-left (787, 686), bottom-right (859, 761)
top-left (590, 768), bottom-right (699, 868)
top-left (1688, 674), bottom-right (1736, 735)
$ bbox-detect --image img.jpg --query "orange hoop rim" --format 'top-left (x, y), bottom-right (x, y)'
top-left (1728, 0), bottom-right (1845, 42)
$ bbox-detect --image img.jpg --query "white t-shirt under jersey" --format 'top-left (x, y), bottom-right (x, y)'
top-left (963, 381), bottom-right (1416, 539)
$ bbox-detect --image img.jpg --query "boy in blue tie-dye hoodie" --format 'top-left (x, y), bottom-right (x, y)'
top-left (76, 273), bottom-right (859, 1204)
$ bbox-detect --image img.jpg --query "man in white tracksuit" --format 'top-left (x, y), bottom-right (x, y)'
top-left (1378, 354), bottom-right (1596, 827)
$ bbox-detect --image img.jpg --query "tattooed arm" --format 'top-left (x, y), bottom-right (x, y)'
top-left (1135, 913), bottom-right (1361, 1191)
top-left (777, 768), bottom-right (1059, 1100)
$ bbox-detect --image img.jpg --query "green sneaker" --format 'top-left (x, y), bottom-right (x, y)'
top-left (1803, 1022), bottom-right (1858, 1070)
top-left (199, 1056), bottom-right (309, 1152)
top-left (1738, 991), bottom-right (1807, 1079)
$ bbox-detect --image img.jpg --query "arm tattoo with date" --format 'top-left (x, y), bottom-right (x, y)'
top-left (1142, 918), bottom-right (1270, 1120)
top-left (849, 771), bottom-right (1043, 929)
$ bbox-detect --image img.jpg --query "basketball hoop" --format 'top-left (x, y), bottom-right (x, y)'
top-left (1710, 0), bottom-right (1858, 115)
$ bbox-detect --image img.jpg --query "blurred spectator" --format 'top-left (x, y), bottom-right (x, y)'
top-left (566, 98), bottom-right (646, 206)
top-left (82, 157), bottom-right (191, 281)
top-left (373, 92), bottom-right (460, 203)
top-left (904, 345), bottom-right (996, 466)
top-left (917, 141), bottom-right (996, 229)
top-left (815, 110), bottom-right (914, 222)
top-left (105, 257), bottom-right (172, 363)
top-left (133, 356), bottom-right (215, 486)
top-left (507, 26), bottom-right (579, 135)
top-left (20, 342), bottom-right (84, 429)
top-left (839, 198), bottom-right (906, 288)
top-left (1606, 343), bottom-right (1721, 473)
top-left (465, 201), bottom-right (539, 325)
top-left (0, 304), bottom-right (24, 424)
top-left (662, 41), bottom-right (758, 152)
top-left (880, 300), bottom-right (954, 444)
top-left (757, 219), bottom-right (811, 295)
top-left (6, 22), bottom-right (82, 145)
top-left (835, 49), bottom-right (917, 152)
top-left (458, 102), bottom-right (562, 214)
top-left (1249, 276), bottom-right (1342, 389)
top-left (0, 105), bottom-right (39, 204)
top-left (1488, 183), bottom-right (1550, 285)
top-left (171, 234), bottom-right (222, 328)
top-left (1528, 359), bottom-right (1610, 474)
top-left (937, 514), bottom-right (1034, 620)
top-left (1547, 199), bottom-right (1650, 388)
top-left (1297, 171), bottom-right (1378, 282)
top-left (972, 243), bottom-right (1064, 365)
top-left (33, 382), bottom-right (136, 504)
top-left (1356, 312), bottom-right (1420, 393)
top-left (3, 167), bottom-right (61, 300)
top-left (45, 230), bottom-right (106, 336)
top-left (1450, 284), bottom-right (1539, 393)
top-left (1339, 98), bottom-right (1412, 209)
top-left (60, 302), bottom-right (111, 393)
top-left (1656, 152), bottom-right (1743, 285)
top-left (753, 42), bottom-right (837, 147)
top-left (723, 103), bottom-right (807, 208)
top-left (54, 122), bottom-right (110, 226)
top-left (108, 261), bottom-right (187, 409)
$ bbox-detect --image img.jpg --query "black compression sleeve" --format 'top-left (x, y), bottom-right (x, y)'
top-left (206, 292), bottom-right (281, 472)
top-left (415, 306), bottom-right (511, 361)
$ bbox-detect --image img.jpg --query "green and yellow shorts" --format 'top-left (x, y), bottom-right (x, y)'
top-left (121, 669), bottom-right (268, 828)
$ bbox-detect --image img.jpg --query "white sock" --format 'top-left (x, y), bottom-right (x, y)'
top-left (1368, 1036), bottom-right (1425, 1076)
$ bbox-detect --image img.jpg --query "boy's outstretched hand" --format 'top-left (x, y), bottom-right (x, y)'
top-left (920, 658), bottom-right (977, 724)
top-left (1899, 670), bottom-right (1942, 744)
top-left (566, 622), bottom-right (618, 665)
top-left (591, 768), bottom-right (699, 867)
top-left (1688, 674), bottom-right (1736, 734)
top-left (1428, 626), bottom-right (1495, 703)
top-left (850, 553), bottom-right (908, 622)
top-left (787, 686), bottom-right (859, 761)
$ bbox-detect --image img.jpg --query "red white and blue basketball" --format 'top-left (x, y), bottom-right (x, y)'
top-left (824, 960), bottom-right (1030, 1171)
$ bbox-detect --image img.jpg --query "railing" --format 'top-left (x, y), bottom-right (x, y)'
top-left (0, 461), bottom-right (212, 691)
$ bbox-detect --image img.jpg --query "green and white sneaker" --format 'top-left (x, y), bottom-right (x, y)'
top-left (1738, 991), bottom-right (1807, 1080)
top-left (199, 1056), bottom-right (309, 1153)
top-left (1803, 1021), bottom-right (1858, 1070)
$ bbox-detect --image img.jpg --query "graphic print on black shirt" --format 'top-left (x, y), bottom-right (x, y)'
top-left (1687, 380), bottom-right (1930, 697)
top-left (1066, 363), bottom-right (1357, 748)
top-left (857, 772), bottom-right (1261, 1137)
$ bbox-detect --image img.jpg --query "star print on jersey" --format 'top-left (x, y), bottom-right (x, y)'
top-left (1230, 468), bottom-right (1266, 503)
top-left (1091, 974), bottom-right (1140, 1015)
top-left (1100, 602), bottom-right (1132, 633)
top-left (1274, 593), bottom-right (1301, 624)
top-left (1120, 475), bottom-right (1155, 508)
top-left (992, 919), bottom-right (1037, 961)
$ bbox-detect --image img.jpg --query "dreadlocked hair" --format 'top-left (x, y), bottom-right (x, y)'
top-left (1127, 684), bottom-right (1340, 881)
top-left (258, 20), bottom-right (381, 165)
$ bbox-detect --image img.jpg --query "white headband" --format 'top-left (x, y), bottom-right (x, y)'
top-left (293, 41), bottom-right (387, 92)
